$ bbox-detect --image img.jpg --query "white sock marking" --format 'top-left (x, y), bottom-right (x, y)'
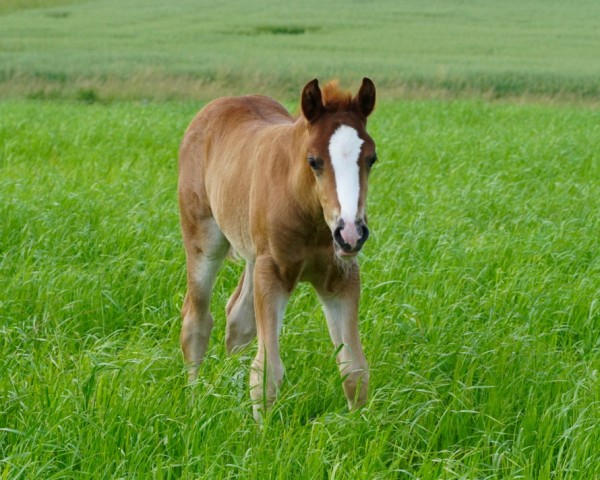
top-left (329, 125), bottom-right (364, 222)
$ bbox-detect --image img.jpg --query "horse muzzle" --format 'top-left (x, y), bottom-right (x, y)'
top-left (333, 218), bottom-right (369, 257)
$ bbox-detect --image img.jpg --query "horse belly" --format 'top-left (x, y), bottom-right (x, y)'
top-left (206, 162), bottom-right (256, 262)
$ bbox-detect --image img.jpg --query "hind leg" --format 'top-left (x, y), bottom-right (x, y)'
top-left (225, 262), bottom-right (256, 353)
top-left (180, 217), bottom-right (229, 381)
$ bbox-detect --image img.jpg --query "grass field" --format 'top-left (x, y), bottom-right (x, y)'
top-left (1, 98), bottom-right (599, 478)
top-left (2, 0), bottom-right (600, 478)
top-left (1, 0), bottom-right (600, 100)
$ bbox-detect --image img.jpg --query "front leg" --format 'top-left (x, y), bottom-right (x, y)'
top-left (249, 256), bottom-right (292, 422)
top-left (315, 264), bottom-right (369, 410)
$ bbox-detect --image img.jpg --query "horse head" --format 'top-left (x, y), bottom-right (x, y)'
top-left (301, 78), bottom-right (377, 260)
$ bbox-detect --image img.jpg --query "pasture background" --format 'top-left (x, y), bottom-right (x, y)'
top-left (1, 0), bottom-right (600, 479)
top-left (1, 0), bottom-right (600, 100)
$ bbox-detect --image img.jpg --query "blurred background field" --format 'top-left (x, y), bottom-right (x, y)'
top-left (1, 0), bottom-right (600, 101)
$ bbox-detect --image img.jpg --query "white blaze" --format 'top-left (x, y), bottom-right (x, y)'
top-left (328, 125), bottom-right (364, 222)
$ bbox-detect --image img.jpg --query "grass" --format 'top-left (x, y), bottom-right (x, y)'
top-left (1, 98), bottom-right (599, 478)
top-left (1, 0), bottom-right (599, 477)
top-left (1, 0), bottom-right (600, 100)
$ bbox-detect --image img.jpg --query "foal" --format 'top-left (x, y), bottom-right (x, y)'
top-left (178, 78), bottom-right (377, 420)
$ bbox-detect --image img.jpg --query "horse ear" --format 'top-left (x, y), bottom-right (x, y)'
top-left (301, 79), bottom-right (324, 123)
top-left (353, 77), bottom-right (376, 118)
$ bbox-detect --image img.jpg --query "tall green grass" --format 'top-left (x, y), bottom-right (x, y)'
top-left (1, 98), bottom-right (599, 478)
top-left (1, 0), bottom-right (600, 100)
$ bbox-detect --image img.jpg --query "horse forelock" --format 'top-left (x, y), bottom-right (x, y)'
top-left (322, 80), bottom-right (353, 111)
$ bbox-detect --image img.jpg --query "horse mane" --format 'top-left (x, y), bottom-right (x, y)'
top-left (322, 80), bottom-right (353, 111)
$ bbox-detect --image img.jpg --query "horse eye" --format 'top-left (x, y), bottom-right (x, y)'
top-left (367, 154), bottom-right (378, 168)
top-left (307, 156), bottom-right (323, 171)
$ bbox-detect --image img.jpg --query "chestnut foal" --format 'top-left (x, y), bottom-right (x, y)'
top-left (178, 78), bottom-right (377, 421)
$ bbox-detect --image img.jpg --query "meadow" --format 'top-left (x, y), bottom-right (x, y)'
top-left (1, 0), bottom-right (600, 100)
top-left (1, 0), bottom-right (600, 478)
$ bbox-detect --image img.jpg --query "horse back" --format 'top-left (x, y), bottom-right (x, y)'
top-left (189, 95), bottom-right (292, 137)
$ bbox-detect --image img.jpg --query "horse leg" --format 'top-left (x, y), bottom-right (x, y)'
top-left (225, 262), bottom-right (256, 353)
top-left (249, 256), bottom-right (290, 422)
top-left (180, 218), bottom-right (229, 382)
top-left (315, 267), bottom-right (369, 411)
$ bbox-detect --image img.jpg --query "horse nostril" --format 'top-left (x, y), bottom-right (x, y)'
top-left (333, 224), bottom-right (351, 251)
top-left (362, 223), bottom-right (369, 240)
top-left (356, 222), bottom-right (369, 249)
